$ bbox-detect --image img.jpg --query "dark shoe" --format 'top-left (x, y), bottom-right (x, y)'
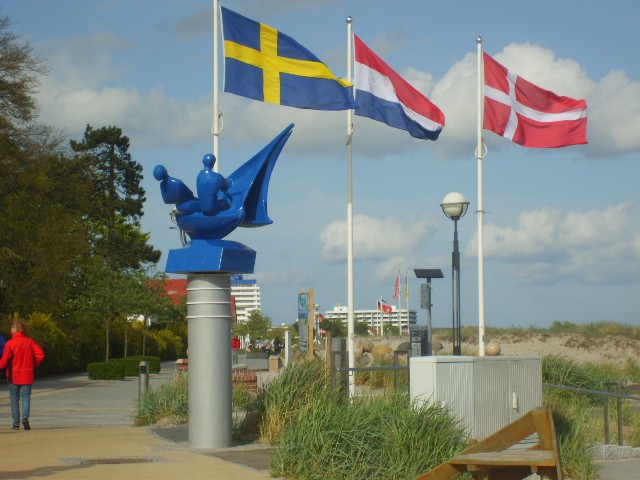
top-left (21, 419), bottom-right (30, 430)
top-left (12, 425), bottom-right (19, 430)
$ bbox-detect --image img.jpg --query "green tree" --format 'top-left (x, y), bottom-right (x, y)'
top-left (319, 318), bottom-right (346, 337)
top-left (70, 125), bottom-right (160, 270)
top-left (0, 142), bottom-right (93, 316)
top-left (70, 259), bottom-right (164, 362)
top-left (0, 15), bottom-right (46, 135)
top-left (0, 17), bottom-right (90, 316)
top-left (235, 310), bottom-right (272, 345)
top-left (355, 320), bottom-right (371, 336)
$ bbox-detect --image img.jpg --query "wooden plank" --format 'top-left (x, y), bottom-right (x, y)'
top-left (414, 407), bottom-right (563, 480)
top-left (449, 449), bottom-right (556, 467)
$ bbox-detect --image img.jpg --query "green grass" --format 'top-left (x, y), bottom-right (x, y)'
top-left (134, 330), bottom-right (640, 480)
top-left (136, 373), bottom-right (188, 425)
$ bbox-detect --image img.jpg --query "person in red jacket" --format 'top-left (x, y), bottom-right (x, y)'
top-left (0, 320), bottom-right (45, 430)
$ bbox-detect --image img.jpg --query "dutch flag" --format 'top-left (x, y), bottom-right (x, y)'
top-left (354, 35), bottom-right (445, 140)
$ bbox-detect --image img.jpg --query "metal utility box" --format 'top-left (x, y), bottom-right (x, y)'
top-left (409, 356), bottom-right (542, 440)
top-left (409, 326), bottom-right (431, 357)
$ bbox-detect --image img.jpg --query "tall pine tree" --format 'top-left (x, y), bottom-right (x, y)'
top-left (70, 125), bottom-right (160, 270)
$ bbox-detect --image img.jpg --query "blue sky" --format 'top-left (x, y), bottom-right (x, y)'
top-left (4, 0), bottom-right (640, 332)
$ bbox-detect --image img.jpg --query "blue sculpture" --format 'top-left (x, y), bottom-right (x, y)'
top-left (154, 123), bottom-right (294, 273)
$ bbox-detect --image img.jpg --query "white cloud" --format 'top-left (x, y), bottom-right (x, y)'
top-left (319, 213), bottom-right (439, 264)
top-left (33, 31), bottom-right (640, 159)
top-left (468, 202), bottom-right (640, 284)
top-left (37, 81), bottom-right (212, 146)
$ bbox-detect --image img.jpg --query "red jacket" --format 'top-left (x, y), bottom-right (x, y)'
top-left (0, 332), bottom-right (45, 385)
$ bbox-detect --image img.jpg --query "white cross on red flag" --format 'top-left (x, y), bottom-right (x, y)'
top-left (483, 52), bottom-right (587, 148)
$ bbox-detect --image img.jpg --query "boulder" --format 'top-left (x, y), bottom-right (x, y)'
top-left (486, 342), bottom-right (501, 356)
top-left (371, 344), bottom-right (393, 359)
top-left (357, 338), bottom-right (375, 353)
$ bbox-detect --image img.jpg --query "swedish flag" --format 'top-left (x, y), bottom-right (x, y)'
top-left (221, 7), bottom-right (357, 111)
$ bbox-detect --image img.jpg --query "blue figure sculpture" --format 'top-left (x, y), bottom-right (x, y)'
top-left (153, 165), bottom-right (201, 215)
top-left (155, 123), bottom-right (294, 273)
top-left (196, 154), bottom-right (231, 216)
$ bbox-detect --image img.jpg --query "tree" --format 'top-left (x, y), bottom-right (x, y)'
top-left (234, 310), bottom-right (272, 345)
top-left (70, 125), bottom-right (160, 270)
top-left (70, 259), bottom-right (168, 362)
top-left (319, 318), bottom-right (346, 338)
top-left (0, 15), bottom-right (46, 135)
top-left (355, 321), bottom-right (371, 336)
top-left (0, 143), bottom-right (95, 315)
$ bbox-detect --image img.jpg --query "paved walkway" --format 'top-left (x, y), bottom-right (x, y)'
top-left (0, 363), bottom-right (276, 480)
top-left (0, 363), bottom-right (637, 479)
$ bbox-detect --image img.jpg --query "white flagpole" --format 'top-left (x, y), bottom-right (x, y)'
top-left (476, 37), bottom-right (486, 356)
top-left (346, 17), bottom-right (356, 397)
top-left (405, 270), bottom-right (409, 335)
top-left (212, 0), bottom-right (221, 171)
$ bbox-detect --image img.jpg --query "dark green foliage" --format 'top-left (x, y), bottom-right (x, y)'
top-left (125, 356), bottom-right (161, 376)
top-left (319, 318), bottom-right (345, 337)
top-left (87, 360), bottom-right (126, 380)
top-left (0, 16), bottom-right (186, 372)
top-left (70, 124), bottom-right (159, 270)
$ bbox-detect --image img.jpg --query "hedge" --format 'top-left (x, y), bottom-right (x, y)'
top-left (87, 356), bottom-right (161, 380)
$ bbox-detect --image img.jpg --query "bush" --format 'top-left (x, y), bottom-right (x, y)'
top-left (87, 356), bottom-right (160, 379)
top-left (256, 359), bottom-right (467, 479)
top-left (272, 392), bottom-right (467, 480)
top-left (125, 356), bottom-right (161, 376)
top-left (255, 358), bottom-right (341, 445)
top-left (136, 374), bottom-right (188, 425)
top-left (87, 360), bottom-right (125, 380)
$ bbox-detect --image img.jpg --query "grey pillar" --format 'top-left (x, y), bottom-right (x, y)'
top-left (187, 273), bottom-right (232, 448)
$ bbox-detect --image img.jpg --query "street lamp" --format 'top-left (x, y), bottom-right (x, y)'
top-left (414, 269), bottom-right (444, 356)
top-left (441, 192), bottom-right (469, 356)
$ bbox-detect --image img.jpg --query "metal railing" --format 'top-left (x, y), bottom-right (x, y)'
top-left (543, 382), bottom-right (640, 446)
top-left (331, 350), bottom-right (410, 394)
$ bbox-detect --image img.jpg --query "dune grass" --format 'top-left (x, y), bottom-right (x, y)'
top-left (258, 359), bottom-right (467, 480)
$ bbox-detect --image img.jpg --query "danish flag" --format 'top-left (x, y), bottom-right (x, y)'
top-left (483, 52), bottom-right (587, 148)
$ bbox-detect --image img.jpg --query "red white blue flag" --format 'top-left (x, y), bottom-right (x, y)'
top-left (377, 298), bottom-right (393, 314)
top-left (483, 52), bottom-right (587, 148)
top-left (354, 35), bottom-right (445, 140)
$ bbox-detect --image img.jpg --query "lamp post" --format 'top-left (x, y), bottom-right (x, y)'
top-left (414, 269), bottom-right (444, 356)
top-left (441, 192), bottom-right (469, 356)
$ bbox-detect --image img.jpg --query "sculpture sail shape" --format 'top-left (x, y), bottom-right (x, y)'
top-left (230, 122), bottom-right (294, 227)
top-left (165, 123), bottom-right (294, 241)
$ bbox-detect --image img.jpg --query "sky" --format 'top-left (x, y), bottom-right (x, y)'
top-left (4, 0), bottom-right (640, 332)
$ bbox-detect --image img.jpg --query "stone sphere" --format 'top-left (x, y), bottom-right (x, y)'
top-left (485, 342), bottom-right (501, 356)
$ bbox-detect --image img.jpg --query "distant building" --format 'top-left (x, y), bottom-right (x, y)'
top-left (324, 304), bottom-right (417, 334)
top-left (230, 274), bottom-right (261, 324)
top-left (163, 275), bottom-right (261, 324)
top-left (164, 279), bottom-right (187, 305)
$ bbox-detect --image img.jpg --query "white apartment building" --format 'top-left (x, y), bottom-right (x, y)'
top-left (231, 274), bottom-right (261, 324)
top-left (324, 304), bottom-right (417, 334)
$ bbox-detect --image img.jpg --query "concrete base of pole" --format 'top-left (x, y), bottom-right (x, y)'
top-left (187, 273), bottom-right (232, 449)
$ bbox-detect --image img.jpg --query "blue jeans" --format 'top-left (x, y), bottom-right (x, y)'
top-left (9, 383), bottom-right (31, 427)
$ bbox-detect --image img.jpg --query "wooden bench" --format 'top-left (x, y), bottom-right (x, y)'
top-left (416, 407), bottom-right (563, 480)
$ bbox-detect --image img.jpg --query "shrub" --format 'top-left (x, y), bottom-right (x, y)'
top-left (255, 358), bottom-right (340, 445)
top-left (137, 374), bottom-right (188, 425)
top-left (125, 356), bottom-right (161, 376)
top-left (272, 393), bottom-right (467, 480)
top-left (87, 360), bottom-right (125, 380)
